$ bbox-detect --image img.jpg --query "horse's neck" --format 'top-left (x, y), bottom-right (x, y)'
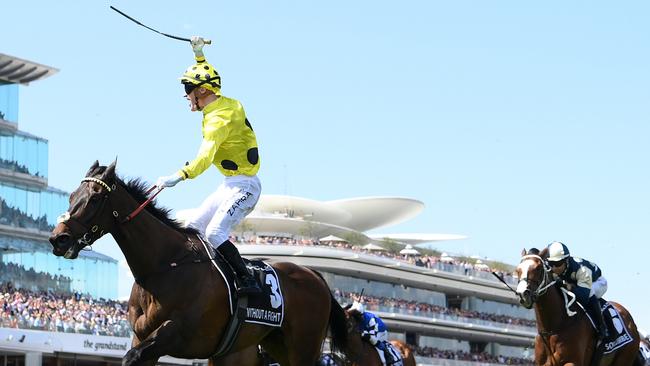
top-left (110, 187), bottom-right (188, 282)
top-left (534, 285), bottom-right (568, 333)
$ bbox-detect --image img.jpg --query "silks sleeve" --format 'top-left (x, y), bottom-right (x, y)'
top-left (178, 115), bottom-right (230, 179)
top-left (574, 266), bottom-right (594, 304)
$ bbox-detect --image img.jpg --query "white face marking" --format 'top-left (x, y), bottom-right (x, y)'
top-left (57, 212), bottom-right (71, 224)
top-left (516, 259), bottom-right (534, 295)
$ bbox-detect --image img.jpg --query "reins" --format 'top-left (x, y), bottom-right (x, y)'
top-left (122, 185), bottom-right (165, 223)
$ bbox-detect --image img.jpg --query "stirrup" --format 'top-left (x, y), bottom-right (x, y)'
top-left (237, 277), bottom-right (261, 294)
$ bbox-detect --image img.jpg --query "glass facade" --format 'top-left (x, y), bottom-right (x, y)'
top-left (0, 76), bottom-right (118, 300)
top-left (0, 83), bottom-right (18, 123)
top-left (0, 183), bottom-right (67, 230)
top-left (1, 250), bottom-right (118, 299)
top-left (320, 271), bottom-right (447, 306)
top-left (0, 132), bottom-right (48, 178)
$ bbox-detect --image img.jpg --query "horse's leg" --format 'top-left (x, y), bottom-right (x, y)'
top-left (122, 320), bottom-right (181, 366)
top-left (260, 329), bottom-right (290, 365)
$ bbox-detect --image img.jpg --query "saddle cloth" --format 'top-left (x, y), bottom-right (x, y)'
top-left (204, 241), bottom-right (284, 327)
top-left (599, 300), bottom-right (634, 355)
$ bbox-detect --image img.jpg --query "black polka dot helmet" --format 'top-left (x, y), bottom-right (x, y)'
top-left (180, 62), bottom-right (221, 93)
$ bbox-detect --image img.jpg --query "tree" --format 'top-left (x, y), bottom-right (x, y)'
top-left (341, 232), bottom-right (367, 247)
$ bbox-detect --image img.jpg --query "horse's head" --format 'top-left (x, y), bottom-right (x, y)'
top-left (342, 305), bottom-right (365, 362)
top-left (515, 247), bottom-right (552, 309)
top-left (49, 160), bottom-right (118, 259)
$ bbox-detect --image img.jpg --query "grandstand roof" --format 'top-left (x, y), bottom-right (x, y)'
top-left (177, 194), bottom-right (466, 245)
top-left (0, 53), bottom-right (58, 85)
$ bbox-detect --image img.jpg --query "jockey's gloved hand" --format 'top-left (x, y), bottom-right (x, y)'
top-left (191, 36), bottom-right (206, 58)
top-left (156, 173), bottom-right (183, 188)
top-left (361, 333), bottom-right (371, 342)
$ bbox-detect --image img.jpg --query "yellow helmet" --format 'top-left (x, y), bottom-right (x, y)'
top-left (180, 62), bottom-right (221, 94)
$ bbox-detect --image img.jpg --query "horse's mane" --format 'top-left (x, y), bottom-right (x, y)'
top-left (90, 165), bottom-right (198, 236)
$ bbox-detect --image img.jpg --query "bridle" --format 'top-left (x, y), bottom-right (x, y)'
top-left (518, 254), bottom-right (556, 304)
top-left (57, 176), bottom-right (163, 252)
top-left (518, 254), bottom-right (563, 366)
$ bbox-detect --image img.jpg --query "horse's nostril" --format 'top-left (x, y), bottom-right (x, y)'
top-left (55, 234), bottom-right (71, 246)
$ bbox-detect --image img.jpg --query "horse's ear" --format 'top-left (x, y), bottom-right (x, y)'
top-left (540, 247), bottom-right (549, 259)
top-left (521, 248), bottom-right (527, 257)
top-left (102, 158), bottom-right (117, 182)
top-left (86, 160), bottom-right (100, 177)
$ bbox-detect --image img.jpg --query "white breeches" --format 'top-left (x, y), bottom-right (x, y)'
top-left (186, 175), bottom-right (261, 247)
top-left (591, 276), bottom-right (608, 299)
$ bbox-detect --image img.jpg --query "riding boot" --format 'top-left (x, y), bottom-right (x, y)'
top-left (380, 342), bottom-right (397, 366)
top-left (588, 296), bottom-right (608, 340)
top-left (217, 240), bottom-right (261, 294)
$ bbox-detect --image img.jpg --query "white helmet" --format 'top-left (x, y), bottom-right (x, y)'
top-left (350, 300), bottom-right (366, 313)
top-left (547, 241), bottom-right (570, 262)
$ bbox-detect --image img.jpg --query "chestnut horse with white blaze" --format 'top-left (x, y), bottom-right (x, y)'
top-left (515, 248), bottom-right (641, 366)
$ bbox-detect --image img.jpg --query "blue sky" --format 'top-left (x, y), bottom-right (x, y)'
top-left (3, 2), bottom-right (649, 332)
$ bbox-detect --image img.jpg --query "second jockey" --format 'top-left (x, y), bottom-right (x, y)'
top-left (350, 300), bottom-right (401, 365)
top-left (547, 241), bottom-right (609, 340)
top-left (155, 36), bottom-right (261, 294)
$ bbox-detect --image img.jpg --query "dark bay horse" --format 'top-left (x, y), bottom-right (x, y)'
top-left (515, 248), bottom-right (641, 366)
top-left (49, 161), bottom-right (348, 366)
top-left (340, 308), bottom-right (416, 366)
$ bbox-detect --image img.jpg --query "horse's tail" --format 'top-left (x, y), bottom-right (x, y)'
top-left (311, 270), bottom-right (349, 354)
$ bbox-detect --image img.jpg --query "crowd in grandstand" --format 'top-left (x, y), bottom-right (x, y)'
top-left (234, 235), bottom-right (517, 284)
top-left (0, 158), bottom-right (36, 176)
top-left (0, 198), bottom-right (53, 232)
top-left (0, 282), bottom-right (130, 337)
top-left (334, 289), bottom-right (536, 328)
top-left (0, 261), bottom-right (70, 293)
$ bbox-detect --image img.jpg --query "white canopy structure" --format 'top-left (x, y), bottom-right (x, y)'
top-left (177, 194), bottom-right (466, 247)
top-left (399, 245), bottom-right (420, 256)
top-left (362, 243), bottom-right (388, 251)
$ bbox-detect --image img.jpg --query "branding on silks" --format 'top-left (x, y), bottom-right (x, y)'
top-left (243, 259), bottom-right (284, 327)
top-left (600, 301), bottom-right (634, 355)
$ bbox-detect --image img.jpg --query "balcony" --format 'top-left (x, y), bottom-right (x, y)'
top-left (0, 116), bottom-right (17, 133)
top-left (0, 166), bottom-right (47, 189)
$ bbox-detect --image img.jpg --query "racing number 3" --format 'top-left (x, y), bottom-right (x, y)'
top-left (265, 273), bottom-right (282, 309)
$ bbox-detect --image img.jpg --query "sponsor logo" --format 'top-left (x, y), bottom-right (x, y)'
top-left (246, 307), bottom-right (282, 323)
top-left (604, 333), bottom-right (632, 352)
top-left (227, 192), bottom-right (253, 216)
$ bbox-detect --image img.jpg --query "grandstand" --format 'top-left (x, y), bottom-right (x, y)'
top-left (1, 51), bottom-right (534, 366)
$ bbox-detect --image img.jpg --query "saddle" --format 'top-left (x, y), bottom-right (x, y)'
top-left (561, 289), bottom-right (633, 354)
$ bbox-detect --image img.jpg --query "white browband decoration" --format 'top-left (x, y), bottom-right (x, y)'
top-left (82, 177), bottom-right (112, 192)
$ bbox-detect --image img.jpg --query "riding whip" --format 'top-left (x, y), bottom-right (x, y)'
top-left (110, 6), bottom-right (212, 45)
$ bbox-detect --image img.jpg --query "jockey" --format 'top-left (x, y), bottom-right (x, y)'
top-left (350, 300), bottom-right (399, 365)
top-left (547, 241), bottom-right (608, 339)
top-left (156, 36), bottom-right (261, 294)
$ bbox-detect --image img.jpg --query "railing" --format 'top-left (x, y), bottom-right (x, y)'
top-left (0, 316), bottom-right (132, 338)
top-left (371, 305), bottom-right (535, 333)
top-left (415, 356), bottom-right (533, 366)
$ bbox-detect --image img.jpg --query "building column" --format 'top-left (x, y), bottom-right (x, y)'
top-left (24, 352), bottom-right (42, 366)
